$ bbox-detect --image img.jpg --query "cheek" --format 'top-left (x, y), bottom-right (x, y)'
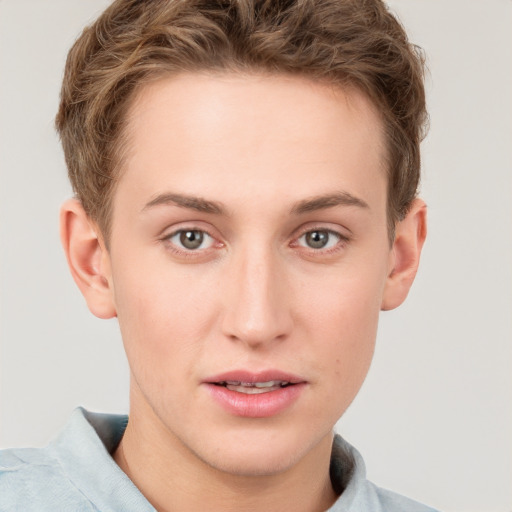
top-left (300, 264), bottom-right (384, 335)
top-left (298, 266), bottom-right (385, 390)
top-left (111, 261), bottom-right (221, 373)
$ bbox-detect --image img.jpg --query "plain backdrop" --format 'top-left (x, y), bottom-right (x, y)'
top-left (1, 1), bottom-right (511, 511)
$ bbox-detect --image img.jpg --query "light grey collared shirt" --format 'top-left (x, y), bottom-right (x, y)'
top-left (0, 408), bottom-right (439, 511)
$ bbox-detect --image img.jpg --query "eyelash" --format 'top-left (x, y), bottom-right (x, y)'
top-left (160, 227), bottom-right (221, 259)
top-left (292, 227), bottom-right (350, 255)
top-left (160, 226), bottom-right (349, 259)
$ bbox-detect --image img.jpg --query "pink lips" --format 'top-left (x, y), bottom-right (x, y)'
top-left (203, 370), bottom-right (306, 418)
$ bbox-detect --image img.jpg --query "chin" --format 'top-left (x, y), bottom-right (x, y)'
top-left (193, 426), bottom-right (333, 478)
top-left (203, 446), bottom-right (301, 477)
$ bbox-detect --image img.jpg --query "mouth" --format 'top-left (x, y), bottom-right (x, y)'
top-left (204, 372), bottom-right (306, 417)
top-left (203, 370), bottom-right (306, 417)
top-left (214, 380), bottom-right (294, 394)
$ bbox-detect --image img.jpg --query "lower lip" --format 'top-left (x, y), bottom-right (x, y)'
top-left (204, 383), bottom-right (306, 418)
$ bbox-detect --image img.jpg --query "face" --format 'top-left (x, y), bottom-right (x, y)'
top-left (104, 73), bottom-right (393, 475)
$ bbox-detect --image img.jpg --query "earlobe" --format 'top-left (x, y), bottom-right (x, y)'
top-left (60, 198), bottom-right (117, 319)
top-left (381, 199), bottom-right (427, 311)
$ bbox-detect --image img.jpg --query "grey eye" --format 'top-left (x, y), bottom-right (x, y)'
top-left (180, 230), bottom-right (204, 249)
top-left (169, 229), bottom-right (214, 250)
top-left (298, 230), bottom-right (341, 250)
top-left (305, 231), bottom-right (328, 248)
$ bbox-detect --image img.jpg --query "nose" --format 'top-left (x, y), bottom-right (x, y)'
top-left (221, 246), bottom-right (293, 348)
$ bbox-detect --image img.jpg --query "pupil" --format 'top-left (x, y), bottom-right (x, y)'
top-left (180, 230), bottom-right (203, 249)
top-left (306, 231), bottom-right (328, 249)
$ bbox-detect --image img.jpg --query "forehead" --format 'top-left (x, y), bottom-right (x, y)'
top-left (116, 72), bottom-right (387, 216)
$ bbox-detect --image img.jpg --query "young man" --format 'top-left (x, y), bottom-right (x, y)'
top-left (0, 0), bottom-right (434, 510)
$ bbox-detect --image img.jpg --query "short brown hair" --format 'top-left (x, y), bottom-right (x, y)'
top-left (56, 0), bottom-right (428, 242)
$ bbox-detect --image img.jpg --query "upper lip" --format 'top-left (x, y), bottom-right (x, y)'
top-left (203, 369), bottom-right (306, 385)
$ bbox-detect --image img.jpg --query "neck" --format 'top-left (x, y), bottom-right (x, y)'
top-left (113, 399), bottom-right (337, 512)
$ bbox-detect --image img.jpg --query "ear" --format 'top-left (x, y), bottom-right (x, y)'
top-left (381, 199), bottom-right (427, 311)
top-left (60, 198), bottom-right (117, 319)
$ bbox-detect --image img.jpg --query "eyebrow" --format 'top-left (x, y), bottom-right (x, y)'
top-left (141, 190), bottom-right (369, 216)
top-left (142, 193), bottom-right (225, 215)
top-left (290, 192), bottom-right (369, 215)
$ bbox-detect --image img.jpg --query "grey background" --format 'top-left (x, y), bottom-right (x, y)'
top-left (1, 1), bottom-right (511, 511)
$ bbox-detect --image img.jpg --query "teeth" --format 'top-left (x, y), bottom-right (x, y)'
top-left (254, 380), bottom-right (281, 388)
top-left (226, 384), bottom-right (280, 394)
top-left (220, 380), bottom-right (291, 394)
top-left (220, 380), bottom-right (289, 387)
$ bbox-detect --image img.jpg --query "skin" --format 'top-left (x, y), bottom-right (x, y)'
top-left (61, 73), bottom-right (426, 512)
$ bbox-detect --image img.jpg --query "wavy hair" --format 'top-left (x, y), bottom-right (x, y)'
top-left (56, 0), bottom-right (428, 241)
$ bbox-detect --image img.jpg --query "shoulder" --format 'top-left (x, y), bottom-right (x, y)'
top-left (366, 482), bottom-right (440, 512)
top-left (0, 408), bottom-right (151, 512)
top-left (0, 446), bottom-right (97, 511)
top-left (329, 435), bottom-right (440, 512)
